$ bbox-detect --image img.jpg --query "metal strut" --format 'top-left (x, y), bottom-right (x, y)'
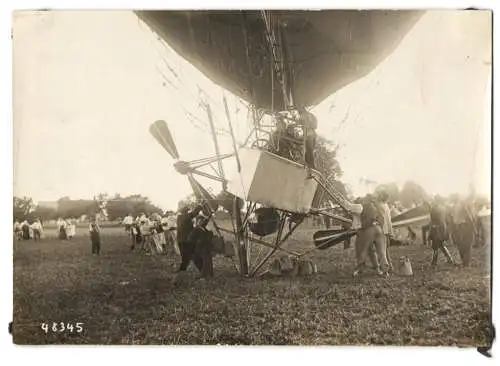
top-left (205, 103), bottom-right (226, 186)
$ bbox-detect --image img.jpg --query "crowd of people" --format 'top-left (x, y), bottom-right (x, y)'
top-left (13, 216), bottom-right (85, 242)
top-left (121, 211), bottom-right (177, 251)
top-left (121, 207), bottom-right (214, 279)
top-left (422, 195), bottom-right (491, 267)
top-left (13, 219), bottom-right (44, 241)
top-left (56, 218), bottom-right (78, 240)
top-left (346, 191), bottom-right (491, 278)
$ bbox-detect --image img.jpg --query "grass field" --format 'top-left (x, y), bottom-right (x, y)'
top-left (13, 225), bottom-right (492, 346)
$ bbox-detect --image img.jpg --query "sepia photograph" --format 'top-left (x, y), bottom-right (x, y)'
top-left (11, 7), bottom-right (493, 350)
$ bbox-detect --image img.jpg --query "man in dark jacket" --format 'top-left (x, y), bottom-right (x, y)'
top-left (189, 216), bottom-right (215, 278)
top-left (176, 204), bottom-right (203, 272)
top-left (428, 197), bottom-right (456, 266)
top-left (449, 199), bottom-right (475, 267)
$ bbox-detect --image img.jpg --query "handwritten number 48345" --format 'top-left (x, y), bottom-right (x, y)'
top-left (41, 322), bottom-right (83, 334)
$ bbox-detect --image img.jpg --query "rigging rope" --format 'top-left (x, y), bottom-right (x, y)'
top-left (260, 11), bottom-right (291, 110)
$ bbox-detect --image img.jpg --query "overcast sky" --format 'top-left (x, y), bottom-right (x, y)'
top-left (13, 10), bottom-right (491, 210)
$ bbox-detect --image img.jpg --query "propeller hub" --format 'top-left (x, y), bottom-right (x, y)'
top-left (174, 161), bottom-right (191, 175)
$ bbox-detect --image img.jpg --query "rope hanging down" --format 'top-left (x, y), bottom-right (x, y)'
top-left (260, 11), bottom-right (293, 110)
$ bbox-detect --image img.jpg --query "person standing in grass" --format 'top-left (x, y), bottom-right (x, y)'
top-left (176, 204), bottom-right (203, 272)
top-left (31, 219), bottom-right (43, 241)
top-left (450, 198), bottom-right (475, 267)
top-left (189, 215), bottom-right (214, 279)
top-left (476, 203), bottom-right (491, 247)
top-left (428, 196), bottom-right (456, 266)
top-left (57, 218), bottom-right (68, 240)
top-left (89, 217), bottom-right (101, 255)
top-left (66, 218), bottom-right (76, 239)
top-left (162, 211), bottom-right (179, 255)
top-left (353, 194), bottom-right (389, 277)
top-left (21, 220), bottom-right (31, 240)
top-left (122, 213), bottom-right (135, 249)
top-left (122, 213), bottom-right (134, 232)
top-left (13, 220), bottom-right (22, 241)
top-left (377, 191), bottom-right (394, 273)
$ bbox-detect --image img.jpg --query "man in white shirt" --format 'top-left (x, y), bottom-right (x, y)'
top-left (122, 214), bottom-right (134, 231)
top-left (377, 191), bottom-right (394, 272)
top-left (31, 219), bottom-right (43, 241)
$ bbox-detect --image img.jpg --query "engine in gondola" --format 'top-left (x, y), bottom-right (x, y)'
top-left (249, 207), bottom-right (280, 237)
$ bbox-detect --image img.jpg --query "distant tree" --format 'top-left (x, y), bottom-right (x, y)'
top-left (31, 205), bottom-right (57, 223)
top-left (106, 195), bottom-right (163, 221)
top-left (374, 183), bottom-right (400, 203)
top-left (13, 196), bottom-right (35, 222)
top-left (57, 199), bottom-right (99, 219)
top-left (106, 199), bottom-right (133, 221)
top-left (314, 135), bottom-right (342, 180)
top-left (400, 181), bottom-right (429, 208)
top-left (144, 201), bottom-right (163, 216)
top-left (312, 135), bottom-right (348, 207)
top-left (132, 196), bottom-right (163, 217)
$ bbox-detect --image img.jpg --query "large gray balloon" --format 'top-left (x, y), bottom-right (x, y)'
top-left (135, 10), bottom-right (423, 111)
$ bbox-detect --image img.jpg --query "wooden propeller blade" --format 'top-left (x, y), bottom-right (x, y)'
top-left (149, 120), bottom-right (180, 160)
top-left (313, 229), bottom-right (358, 250)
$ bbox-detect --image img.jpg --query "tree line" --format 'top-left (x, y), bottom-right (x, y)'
top-left (13, 194), bottom-right (164, 223)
